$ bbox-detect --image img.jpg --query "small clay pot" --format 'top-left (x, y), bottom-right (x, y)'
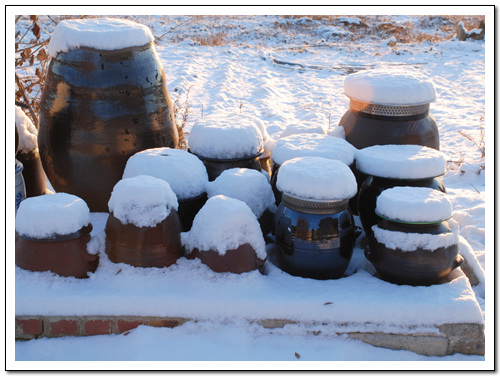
top-left (15, 149), bottom-right (48, 197)
top-left (188, 243), bottom-right (266, 274)
top-left (366, 220), bottom-right (463, 286)
top-left (177, 193), bottom-right (208, 232)
top-left (15, 224), bottom-right (98, 278)
top-left (105, 211), bottom-right (183, 268)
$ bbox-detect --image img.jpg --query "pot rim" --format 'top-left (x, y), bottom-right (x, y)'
top-left (188, 148), bottom-right (263, 162)
top-left (374, 210), bottom-right (451, 225)
top-left (364, 172), bottom-right (445, 181)
top-left (16, 223), bottom-right (93, 243)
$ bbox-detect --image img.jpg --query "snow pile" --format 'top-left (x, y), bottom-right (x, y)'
top-left (15, 106), bottom-right (37, 153)
top-left (272, 133), bottom-right (355, 166)
top-left (15, 193), bottom-right (90, 238)
top-left (107, 175), bottom-right (178, 228)
top-left (48, 17), bottom-right (154, 57)
top-left (207, 168), bottom-right (276, 218)
top-left (343, 68), bottom-right (436, 105)
top-left (122, 147), bottom-right (208, 200)
top-left (279, 123), bottom-right (326, 139)
top-left (372, 218), bottom-right (459, 252)
top-left (276, 157), bottom-right (357, 200)
top-left (188, 115), bottom-right (264, 160)
top-left (376, 187), bottom-right (453, 223)
top-left (181, 195), bottom-right (266, 259)
top-left (355, 144), bottom-right (447, 179)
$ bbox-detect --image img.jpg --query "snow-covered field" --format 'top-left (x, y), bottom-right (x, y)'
top-left (9, 7), bottom-right (493, 371)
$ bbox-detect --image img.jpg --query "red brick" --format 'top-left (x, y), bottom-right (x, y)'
top-left (117, 320), bottom-right (143, 333)
top-left (147, 319), bottom-right (180, 328)
top-left (17, 318), bottom-right (43, 335)
top-left (84, 320), bottom-right (112, 335)
top-left (51, 320), bottom-right (78, 336)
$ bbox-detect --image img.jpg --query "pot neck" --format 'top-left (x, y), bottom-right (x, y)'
top-left (281, 193), bottom-right (350, 215)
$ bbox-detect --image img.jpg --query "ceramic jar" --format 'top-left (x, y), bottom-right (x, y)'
top-left (15, 193), bottom-right (98, 278)
top-left (365, 187), bottom-right (462, 285)
top-left (355, 144), bottom-right (447, 237)
top-left (105, 175), bottom-right (182, 268)
top-left (38, 18), bottom-right (178, 212)
top-left (15, 160), bottom-right (26, 213)
top-left (272, 157), bottom-right (359, 280)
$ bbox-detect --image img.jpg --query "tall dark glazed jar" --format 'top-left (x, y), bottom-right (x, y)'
top-left (38, 18), bottom-right (178, 212)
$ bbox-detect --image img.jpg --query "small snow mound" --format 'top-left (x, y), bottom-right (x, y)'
top-left (355, 144), bottom-right (446, 179)
top-left (108, 175), bottom-right (178, 228)
top-left (372, 218), bottom-right (459, 252)
top-left (376, 187), bottom-right (453, 223)
top-left (188, 115), bottom-right (264, 160)
top-left (207, 168), bottom-right (276, 218)
top-left (48, 17), bottom-right (154, 57)
top-left (181, 195), bottom-right (266, 259)
top-left (272, 133), bottom-right (355, 166)
top-left (16, 193), bottom-right (90, 238)
top-left (276, 157), bottom-right (357, 200)
top-left (122, 147), bottom-right (208, 200)
top-left (279, 123), bottom-right (326, 139)
top-left (15, 106), bottom-right (38, 153)
top-left (344, 68), bottom-right (436, 105)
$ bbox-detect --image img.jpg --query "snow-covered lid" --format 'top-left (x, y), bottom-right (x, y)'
top-left (181, 195), bottom-right (266, 259)
top-left (279, 123), bottom-right (326, 139)
top-left (355, 144), bottom-right (446, 179)
top-left (16, 193), bottom-right (90, 239)
top-left (272, 133), bottom-right (355, 166)
top-left (344, 68), bottom-right (436, 105)
top-left (376, 187), bottom-right (453, 224)
top-left (122, 147), bottom-right (208, 200)
top-left (188, 115), bottom-right (264, 160)
top-left (276, 156), bottom-right (357, 201)
top-left (108, 175), bottom-right (179, 228)
top-left (15, 106), bottom-right (38, 153)
top-left (207, 168), bottom-right (276, 218)
top-left (48, 17), bottom-right (154, 58)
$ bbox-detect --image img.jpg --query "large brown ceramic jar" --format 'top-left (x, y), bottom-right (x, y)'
top-left (38, 18), bottom-right (178, 212)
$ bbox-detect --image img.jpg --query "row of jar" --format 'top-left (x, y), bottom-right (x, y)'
top-left (15, 150), bottom-right (462, 286)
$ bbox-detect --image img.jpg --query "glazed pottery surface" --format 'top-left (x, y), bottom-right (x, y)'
top-left (38, 43), bottom-right (178, 212)
top-left (273, 195), bottom-right (357, 280)
top-left (192, 151), bottom-right (262, 181)
top-left (15, 224), bottom-right (97, 278)
top-left (340, 108), bottom-right (440, 150)
top-left (15, 160), bottom-right (26, 213)
top-left (366, 220), bottom-right (462, 286)
top-left (178, 193), bottom-right (208, 232)
top-left (188, 243), bottom-right (266, 274)
top-left (15, 149), bottom-right (48, 197)
top-left (105, 211), bottom-right (182, 268)
top-left (358, 175), bottom-right (446, 237)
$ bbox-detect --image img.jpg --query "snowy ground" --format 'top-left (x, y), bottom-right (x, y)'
top-left (9, 7), bottom-right (493, 371)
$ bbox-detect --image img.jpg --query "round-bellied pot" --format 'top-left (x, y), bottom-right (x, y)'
top-left (105, 211), bottom-right (183, 268)
top-left (177, 193), bottom-right (208, 232)
top-left (38, 19), bottom-right (178, 212)
top-left (274, 194), bottom-right (358, 280)
top-left (15, 224), bottom-right (98, 278)
top-left (366, 219), bottom-right (462, 286)
top-left (193, 151), bottom-right (262, 182)
top-left (188, 243), bottom-right (266, 274)
top-left (15, 160), bottom-right (26, 213)
top-left (15, 149), bottom-right (49, 197)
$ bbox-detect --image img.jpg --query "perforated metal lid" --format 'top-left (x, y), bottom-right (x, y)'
top-left (349, 98), bottom-right (430, 117)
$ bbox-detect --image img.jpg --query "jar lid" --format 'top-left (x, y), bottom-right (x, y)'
top-left (376, 187), bottom-right (453, 224)
top-left (272, 133), bottom-right (355, 166)
top-left (108, 175), bottom-right (178, 228)
top-left (48, 18), bottom-right (154, 57)
top-left (15, 193), bottom-right (91, 239)
top-left (344, 68), bottom-right (436, 106)
top-left (188, 115), bottom-right (264, 160)
top-left (356, 144), bottom-right (446, 179)
top-left (276, 156), bottom-right (357, 201)
top-left (181, 195), bottom-right (266, 260)
top-left (207, 168), bottom-right (276, 218)
top-left (123, 147), bottom-right (208, 201)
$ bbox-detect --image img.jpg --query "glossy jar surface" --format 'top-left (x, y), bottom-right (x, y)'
top-left (38, 43), bottom-right (179, 212)
top-left (366, 219), bottom-right (462, 286)
top-left (105, 211), bottom-right (183, 268)
top-left (15, 224), bottom-right (98, 278)
top-left (340, 106), bottom-right (440, 150)
top-left (15, 149), bottom-right (48, 197)
top-left (194, 152), bottom-right (262, 181)
top-left (178, 193), bottom-right (208, 232)
top-left (358, 175), bottom-right (446, 237)
top-left (273, 194), bottom-right (357, 280)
